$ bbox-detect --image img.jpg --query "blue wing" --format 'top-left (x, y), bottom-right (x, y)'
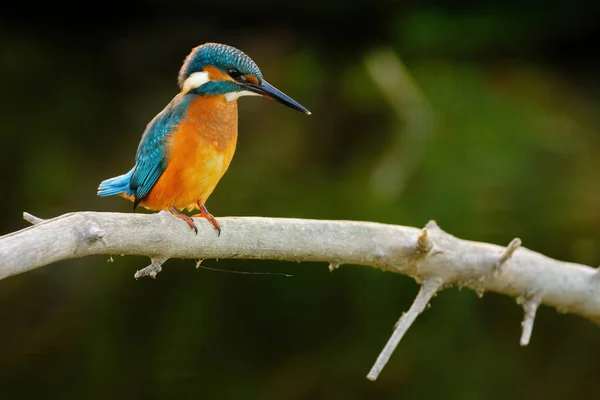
top-left (129, 94), bottom-right (193, 206)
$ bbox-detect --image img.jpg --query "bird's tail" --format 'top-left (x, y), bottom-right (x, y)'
top-left (97, 169), bottom-right (134, 197)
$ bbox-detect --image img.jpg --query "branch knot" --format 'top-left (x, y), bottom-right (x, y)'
top-left (416, 227), bottom-right (432, 253)
top-left (135, 257), bottom-right (168, 279)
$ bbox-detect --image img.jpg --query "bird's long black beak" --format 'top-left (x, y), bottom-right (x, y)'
top-left (243, 80), bottom-right (311, 115)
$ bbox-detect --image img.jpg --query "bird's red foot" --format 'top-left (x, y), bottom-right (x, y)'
top-left (169, 206), bottom-right (198, 234)
top-left (193, 203), bottom-right (221, 236)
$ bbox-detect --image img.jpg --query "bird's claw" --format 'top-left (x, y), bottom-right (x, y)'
top-left (170, 206), bottom-right (198, 234)
top-left (193, 203), bottom-right (221, 236)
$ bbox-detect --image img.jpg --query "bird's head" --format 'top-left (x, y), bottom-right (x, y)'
top-left (178, 43), bottom-right (310, 115)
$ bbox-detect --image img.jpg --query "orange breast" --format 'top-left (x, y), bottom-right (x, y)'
top-left (139, 95), bottom-right (238, 211)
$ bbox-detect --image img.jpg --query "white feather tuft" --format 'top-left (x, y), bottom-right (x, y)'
top-left (182, 71), bottom-right (210, 93)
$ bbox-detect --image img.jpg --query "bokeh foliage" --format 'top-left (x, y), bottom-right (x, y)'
top-left (1, 3), bottom-right (600, 399)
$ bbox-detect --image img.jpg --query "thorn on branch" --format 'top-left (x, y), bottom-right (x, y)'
top-left (195, 259), bottom-right (204, 269)
top-left (328, 263), bottom-right (340, 272)
top-left (367, 278), bottom-right (444, 381)
top-left (517, 292), bottom-right (543, 346)
top-left (425, 220), bottom-right (440, 231)
top-left (23, 212), bottom-right (45, 225)
top-left (495, 238), bottom-right (522, 271)
top-left (416, 227), bottom-right (432, 253)
top-left (135, 257), bottom-right (168, 279)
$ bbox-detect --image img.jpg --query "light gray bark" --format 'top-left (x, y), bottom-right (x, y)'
top-left (1, 211), bottom-right (599, 380)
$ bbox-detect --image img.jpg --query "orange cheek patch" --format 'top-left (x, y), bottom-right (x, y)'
top-left (245, 74), bottom-right (259, 84)
top-left (203, 65), bottom-right (233, 81)
top-left (203, 66), bottom-right (259, 86)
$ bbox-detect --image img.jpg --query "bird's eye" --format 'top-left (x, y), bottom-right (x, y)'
top-left (228, 68), bottom-right (248, 82)
top-left (228, 69), bottom-right (242, 79)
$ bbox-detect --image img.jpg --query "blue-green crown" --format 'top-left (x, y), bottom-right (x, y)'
top-left (178, 43), bottom-right (263, 89)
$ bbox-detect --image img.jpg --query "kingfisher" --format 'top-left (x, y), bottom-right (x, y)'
top-left (98, 43), bottom-right (310, 235)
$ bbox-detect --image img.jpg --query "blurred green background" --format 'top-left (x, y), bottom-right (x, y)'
top-left (1, 2), bottom-right (600, 399)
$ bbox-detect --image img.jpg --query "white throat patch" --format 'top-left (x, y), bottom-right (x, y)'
top-left (225, 90), bottom-right (261, 102)
top-left (182, 71), bottom-right (210, 93)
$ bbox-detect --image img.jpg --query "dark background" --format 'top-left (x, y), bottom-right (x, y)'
top-left (1, 2), bottom-right (600, 399)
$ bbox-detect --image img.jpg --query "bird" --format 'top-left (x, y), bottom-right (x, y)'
top-left (98, 42), bottom-right (310, 235)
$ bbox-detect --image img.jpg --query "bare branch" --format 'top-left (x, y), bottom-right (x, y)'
top-left (23, 212), bottom-right (45, 225)
top-left (134, 256), bottom-right (168, 279)
top-left (495, 238), bottom-right (522, 271)
top-left (517, 292), bottom-right (544, 346)
top-left (367, 278), bottom-right (443, 381)
top-left (2, 211), bottom-right (600, 379)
